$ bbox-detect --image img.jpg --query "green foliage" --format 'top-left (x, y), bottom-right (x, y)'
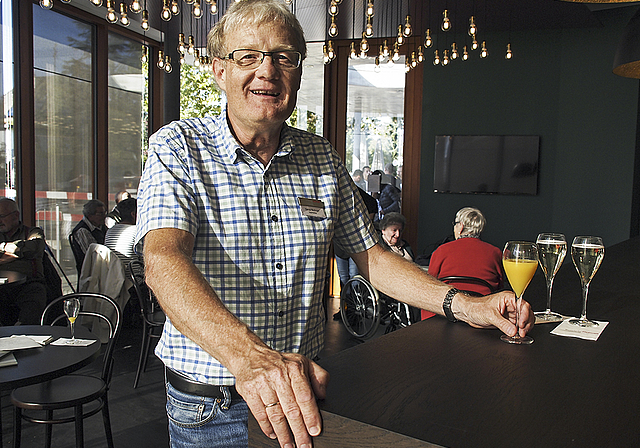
top-left (180, 64), bottom-right (222, 119)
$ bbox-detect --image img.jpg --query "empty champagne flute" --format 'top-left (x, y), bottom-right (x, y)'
top-left (570, 236), bottom-right (604, 327)
top-left (502, 241), bottom-right (538, 344)
top-left (535, 233), bottom-right (567, 322)
top-left (63, 298), bottom-right (81, 340)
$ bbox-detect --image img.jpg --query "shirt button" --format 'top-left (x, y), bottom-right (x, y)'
top-left (275, 262), bottom-right (283, 270)
top-left (271, 215), bottom-right (278, 222)
top-left (278, 310), bottom-right (284, 317)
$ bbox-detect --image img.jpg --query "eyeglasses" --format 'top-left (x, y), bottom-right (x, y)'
top-left (224, 49), bottom-right (302, 70)
top-left (0, 211), bottom-right (17, 219)
top-left (452, 221), bottom-right (459, 226)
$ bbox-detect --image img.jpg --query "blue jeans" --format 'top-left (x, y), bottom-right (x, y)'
top-left (335, 256), bottom-right (358, 284)
top-left (166, 382), bottom-right (249, 447)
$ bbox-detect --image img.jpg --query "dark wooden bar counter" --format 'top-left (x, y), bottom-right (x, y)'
top-left (250, 237), bottom-right (640, 447)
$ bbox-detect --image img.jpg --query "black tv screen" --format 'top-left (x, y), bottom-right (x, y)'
top-left (433, 135), bottom-right (540, 195)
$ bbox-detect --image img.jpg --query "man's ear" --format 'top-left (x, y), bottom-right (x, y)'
top-left (212, 58), bottom-right (226, 91)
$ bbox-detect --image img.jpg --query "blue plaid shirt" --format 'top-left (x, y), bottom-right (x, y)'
top-left (135, 109), bottom-right (378, 385)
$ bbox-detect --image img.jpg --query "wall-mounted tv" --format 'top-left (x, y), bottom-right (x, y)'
top-left (433, 135), bottom-right (540, 195)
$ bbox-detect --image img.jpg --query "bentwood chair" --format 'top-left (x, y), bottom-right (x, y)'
top-left (439, 276), bottom-right (494, 297)
top-left (11, 292), bottom-right (121, 448)
top-left (128, 260), bottom-right (165, 389)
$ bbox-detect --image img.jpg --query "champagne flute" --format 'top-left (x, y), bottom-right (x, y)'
top-left (63, 298), bottom-right (81, 340)
top-left (570, 236), bottom-right (604, 327)
top-left (502, 241), bottom-right (538, 344)
top-left (535, 233), bottom-right (567, 322)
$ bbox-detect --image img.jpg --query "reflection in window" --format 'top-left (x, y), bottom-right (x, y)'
top-left (346, 57), bottom-right (405, 198)
top-left (108, 32), bottom-right (146, 209)
top-left (287, 42), bottom-right (323, 136)
top-left (0, 2), bottom-right (15, 198)
top-left (33, 5), bottom-right (92, 268)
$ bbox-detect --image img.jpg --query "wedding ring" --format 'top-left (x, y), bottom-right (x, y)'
top-left (265, 401), bottom-right (280, 409)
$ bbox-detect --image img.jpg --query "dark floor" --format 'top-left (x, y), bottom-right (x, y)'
top-left (0, 296), bottom-right (373, 448)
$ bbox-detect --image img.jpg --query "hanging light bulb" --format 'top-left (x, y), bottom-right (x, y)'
top-left (374, 56), bottom-right (380, 72)
top-left (468, 16), bottom-right (477, 36)
top-left (505, 43), bottom-right (512, 59)
top-left (424, 29), bottom-right (432, 48)
top-left (441, 10), bottom-right (451, 32)
top-left (323, 44), bottom-right (330, 64)
top-left (170, 0), bottom-right (180, 15)
top-left (90, 0), bottom-right (103, 6)
top-left (365, 17), bottom-right (374, 38)
top-left (350, 42), bottom-right (357, 59)
top-left (403, 15), bottom-right (412, 38)
top-left (472, 37), bottom-right (479, 50)
top-left (141, 9), bottom-right (150, 30)
top-left (120, 3), bottom-right (130, 27)
top-left (141, 46), bottom-right (148, 64)
top-left (392, 42), bottom-right (400, 61)
top-left (210, 0), bottom-right (217, 14)
top-left (165, 55), bottom-right (172, 73)
top-left (411, 52), bottom-right (417, 68)
top-left (367, 1), bottom-right (374, 17)
top-left (462, 45), bottom-right (469, 61)
top-left (417, 45), bottom-right (424, 63)
top-left (106, 1), bottom-right (118, 23)
top-left (329, 16), bottom-right (338, 38)
top-left (179, 53), bottom-right (185, 64)
top-left (333, 0), bottom-right (341, 4)
top-left (161, 0), bottom-right (172, 21)
top-left (442, 49), bottom-right (450, 66)
top-left (329, 1), bottom-right (338, 16)
top-left (480, 41), bottom-right (488, 58)
top-left (383, 40), bottom-right (390, 58)
top-left (39, 0), bottom-right (53, 9)
top-left (157, 50), bottom-right (165, 69)
top-left (188, 35), bottom-right (195, 55)
top-left (404, 57), bottom-right (411, 73)
top-left (396, 25), bottom-right (405, 46)
top-left (451, 42), bottom-right (458, 60)
top-left (192, 0), bottom-right (203, 18)
top-left (130, 0), bottom-right (142, 13)
top-left (178, 33), bottom-right (186, 54)
top-left (328, 40), bottom-right (335, 60)
top-left (433, 49), bottom-right (440, 65)
top-left (360, 33), bottom-right (369, 57)
top-left (378, 44), bottom-right (385, 62)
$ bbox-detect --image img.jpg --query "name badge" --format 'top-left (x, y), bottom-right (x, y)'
top-left (298, 197), bottom-right (326, 219)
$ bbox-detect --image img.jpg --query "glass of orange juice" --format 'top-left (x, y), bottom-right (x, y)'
top-left (502, 241), bottom-right (538, 344)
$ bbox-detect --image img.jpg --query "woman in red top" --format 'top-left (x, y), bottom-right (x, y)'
top-left (428, 207), bottom-right (504, 305)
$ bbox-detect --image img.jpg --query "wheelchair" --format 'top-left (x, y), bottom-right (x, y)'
top-left (339, 275), bottom-right (414, 340)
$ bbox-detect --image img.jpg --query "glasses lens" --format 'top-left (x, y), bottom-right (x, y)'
top-left (274, 51), bottom-right (301, 68)
top-left (231, 50), bottom-right (301, 69)
top-left (232, 50), bottom-right (262, 67)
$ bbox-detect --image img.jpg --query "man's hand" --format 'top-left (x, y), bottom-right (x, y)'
top-left (233, 350), bottom-right (329, 448)
top-left (455, 290), bottom-right (535, 337)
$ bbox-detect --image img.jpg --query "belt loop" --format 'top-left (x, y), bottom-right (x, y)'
top-left (220, 386), bottom-right (231, 410)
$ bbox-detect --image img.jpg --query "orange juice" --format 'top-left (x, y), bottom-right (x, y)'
top-left (503, 259), bottom-right (538, 297)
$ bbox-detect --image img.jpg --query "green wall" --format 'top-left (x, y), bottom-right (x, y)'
top-left (417, 7), bottom-right (639, 253)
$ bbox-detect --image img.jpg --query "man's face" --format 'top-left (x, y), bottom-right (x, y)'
top-left (212, 22), bottom-right (302, 137)
top-left (88, 206), bottom-right (107, 228)
top-left (0, 205), bottom-right (19, 235)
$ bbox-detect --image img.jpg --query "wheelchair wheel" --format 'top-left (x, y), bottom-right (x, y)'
top-left (340, 275), bottom-right (380, 340)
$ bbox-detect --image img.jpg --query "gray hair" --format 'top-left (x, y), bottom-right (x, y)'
top-left (207, 0), bottom-right (307, 60)
top-left (455, 207), bottom-right (486, 236)
top-left (83, 199), bottom-right (106, 217)
top-left (380, 212), bottom-right (406, 231)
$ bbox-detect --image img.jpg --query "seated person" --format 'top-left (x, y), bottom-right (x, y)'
top-left (378, 212), bottom-right (413, 261)
top-left (71, 199), bottom-right (107, 273)
top-left (0, 198), bottom-right (47, 325)
top-left (105, 190), bottom-right (132, 228)
top-left (428, 207), bottom-right (504, 298)
top-left (104, 198), bottom-right (141, 273)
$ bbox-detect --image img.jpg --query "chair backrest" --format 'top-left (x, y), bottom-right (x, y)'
top-left (68, 233), bottom-right (85, 276)
top-left (439, 276), bottom-right (494, 297)
top-left (41, 292), bottom-right (122, 385)
top-left (128, 260), bottom-right (161, 324)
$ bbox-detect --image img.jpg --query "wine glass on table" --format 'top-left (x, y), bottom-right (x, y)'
top-left (502, 241), bottom-right (538, 344)
top-left (570, 236), bottom-right (604, 327)
top-left (63, 298), bottom-right (81, 340)
top-left (535, 233), bottom-right (567, 323)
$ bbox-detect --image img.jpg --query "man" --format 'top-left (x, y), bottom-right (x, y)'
top-left (0, 198), bottom-right (47, 325)
top-left (105, 190), bottom-right (132, 228)
top-left (71, 199), bottom-right (106, 272)
top-left (352, 169), bottom-right (365, 190)
top-left (135, 1), bottom-right (534, 447)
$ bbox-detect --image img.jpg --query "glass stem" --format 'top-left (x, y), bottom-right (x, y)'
top-left (514, 295), bottom-right (522, 339)
top-left (70, 321), bottom-right (76, 340)
top-left (545, 277), bottom-right (554, 313)
top-left (580, 282), bottom-right (590, 321)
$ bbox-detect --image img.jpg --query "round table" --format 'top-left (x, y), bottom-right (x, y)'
top-left (0, 270), bottom-right (27, 287)
top-left (0, 325), bottom-right (101, 444)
